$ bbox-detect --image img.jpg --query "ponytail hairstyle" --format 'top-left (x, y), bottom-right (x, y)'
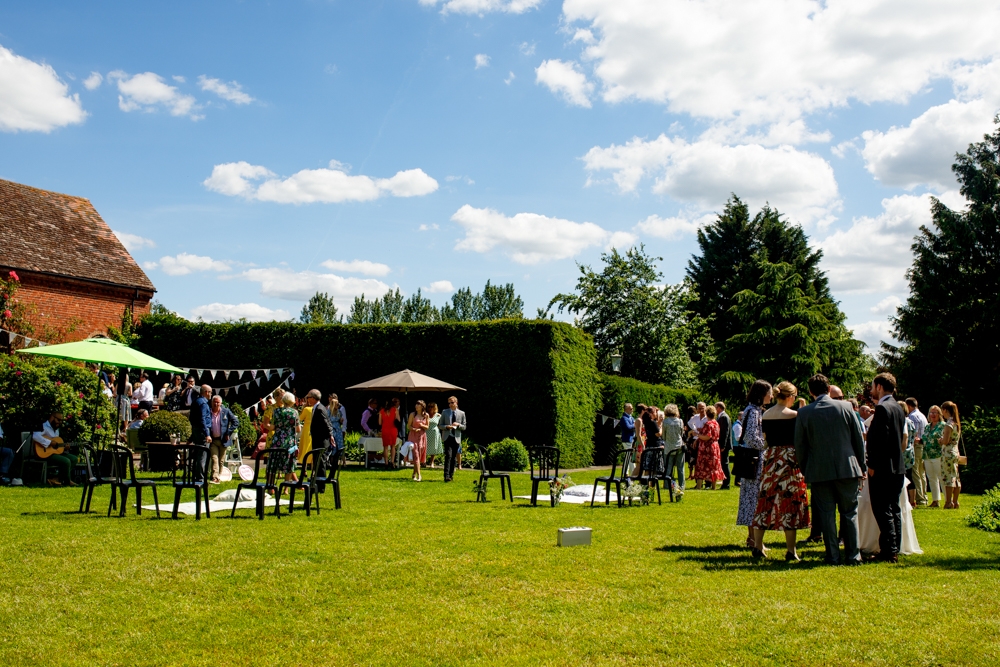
top-left (941, 401), bottom-right (961, 430)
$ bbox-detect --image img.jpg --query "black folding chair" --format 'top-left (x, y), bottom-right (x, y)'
top-left (636, 446), bottom-right (664, 505)
top-left (78, 443), bottom-right (120, 513)
top-left (107, 444), bottom-right (160, 518)
top-left (171, 444), bottom-right (211, 520)
top-left (591, 443), bottom-right (634, 507)
top-left (278, 449), bottom-right (321, 516)
top-left (313, 446), bottom-right (342, 510)
top-left (231, 447), bottom-right (287, 519)
top-left (528, 445), bottom-right (560, 507)
top-left (473, 443), bottom-right (513, 503)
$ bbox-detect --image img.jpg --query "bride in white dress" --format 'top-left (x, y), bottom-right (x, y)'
top-left (857, 477), bottom-right (922, 555)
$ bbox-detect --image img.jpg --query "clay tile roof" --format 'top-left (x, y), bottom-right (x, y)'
top-left (0, 178), bottom-right (155, 292)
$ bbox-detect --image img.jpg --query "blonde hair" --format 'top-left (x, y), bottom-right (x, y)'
top-left (774, 381), bottom-right (797, 401)
top-left (705, 405), bottom-right (717, 419)
top-left (664, 404), bottom-right (679, 418)
top-left (941, 401), bottom-right (961, 429)
top-left (897, 400), bottom-right (909, 414)
top-left (281, 392), bottom-right (295, 407)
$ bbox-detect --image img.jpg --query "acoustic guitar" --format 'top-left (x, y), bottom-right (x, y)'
top-left (34, 437), bottom-right (66, 459)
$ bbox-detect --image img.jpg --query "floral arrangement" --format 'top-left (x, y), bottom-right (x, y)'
top-left (622, 480), bottom-right (652, 506)
top-left (549, 474), bottom-right (574, 503)
top-left (471, 478), bottom-right (489, 502)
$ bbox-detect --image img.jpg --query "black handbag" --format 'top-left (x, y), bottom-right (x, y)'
top-left (732, 408), bottom-right (760, 480)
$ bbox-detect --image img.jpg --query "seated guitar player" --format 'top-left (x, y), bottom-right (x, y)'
top-left (33, 412), bottom-right (77, 487)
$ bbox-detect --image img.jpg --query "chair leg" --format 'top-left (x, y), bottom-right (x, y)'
top-left (107, 485), bottom-right (117, 517)
top-left (506, 477), bottom-right (513, 502)
top-left (654, 480), bottom-right (661, 505)
top-left (303, 488), bottom-right (310, 517)
top-left (288, 486), bottom-right (296, 515)
top-left (86, 485), bottom-right (96, 513)
top-left (204, 487), bottom-right (211, 518)
top-left (231, 490), bottom-right (240, 518)
top-left (530, 480), bottom-right (538, 506)
top-left (257, 489), bottom-right (264, 520)
top-left (173, 486), bottom-right (182, 519)
top-left (152, 485), bottom-right (160, 518)
top-left (110, 484), bottom-right (117, 511)
top-left (194, 487), bottom-right (201, 521)
top-left (590, 480), bottom-right (599, 507)
top-left (119, 486), bottom-right (129, 517)
top-left (333, 481), bottom-right (341, 509)
top-left (79, 484), bottom-right (88, 513)
top-left (136, 486), bottom-right (143, 516)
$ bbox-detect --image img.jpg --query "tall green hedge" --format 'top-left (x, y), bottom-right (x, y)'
top-left (599, 373), bottom-right (709, 417)
top-left (135, 318), bottom-right (601, 467)
top-left (961, 408), bottom-right (1000, 494)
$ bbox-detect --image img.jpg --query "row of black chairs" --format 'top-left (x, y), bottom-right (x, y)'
top-left (471, 443), bottom-right (560, 507)
top-left (76, 443), bottom-right (341, 521)
top-left (592, 443), bottom-right (684, 507)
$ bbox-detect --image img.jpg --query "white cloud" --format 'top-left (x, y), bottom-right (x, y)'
top-left (108, 70), bottom-right (199, 118)
top-left (505, 71), bottom-right (516, 85)
top-left (535, 59), bottom-right (593, 108)
top-left (191, 302), bottom-right (290, 323)
top-left (197, 75), bottom-right (254, 104)
top-left (870, 295), bottom-right (902, 315)
top-left (862, 98), bottom-right (996, 191)
top-left (606, 230), bottom-right (637, 250)
top-left (204, 160), bottom-right (438, 203)
top-left (519, 42), bottom-right (536, 56)
top-left (451, 204), bottom-right (615, 264)
top-left (419, 223), bottom-right (440, 231)
top-left (83, 71), bottom-right (103, 90)
top-left (475, 54), bottom-right (491, 69)
top-left (634, 212), bottom-right (715, 240)
top-left (0, 44), bottom-right (87, 132)
top-left (583, 134), bottom-right (841, 227)
top-left (813, 192), bottom-right (964, 294)
top-left (112, 230), bottom-right (156, 252)
top-left (849, 319), bottom-right (898, 351)
top-left (320, 259), bottom-right (392, 277)
top-left (561, 0), bottom-right (1000, 133)
top-left (419, 0), bottom-right (543, 14)
top-left (146, 253), bottom-right (231, 276)
top-left (426, 280), bottom-right (455, 293)
top-left (239, 267), bottom-right (391, 306)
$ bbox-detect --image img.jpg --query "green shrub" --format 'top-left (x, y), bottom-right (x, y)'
top-left (599, 372), bottom-right (709, 417)
top-left (968, 484), bottom-right (1000, 532)
top-left (0, 353), bottom-right (115, 447)
top-left (459, 438), bottom-right (481, 470)
top-left (136, 317), bottom-right (602, 467)
top-left (961, 408), bottom-right (1000, 494)
top-left (343, 431), bottom-right (364, 463)
top-left (139, 409), bottom-right (191, 444)
top-left (485, 438), bottom-right (529, 471)
top-left (227, 402), bottom-right (258, 451)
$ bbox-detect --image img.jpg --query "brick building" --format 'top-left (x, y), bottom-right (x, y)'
top-left (0, 178), bottom-right (156, 342)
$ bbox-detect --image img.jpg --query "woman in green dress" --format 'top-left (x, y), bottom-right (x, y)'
top-left (939, 401), bottom-right (963, 510)
top-left (268, 391), bottom-right (302, 485)
top-left (425, 402), bottom-right (443, 468)
top-left (921, 405), bottom-right (945, 507)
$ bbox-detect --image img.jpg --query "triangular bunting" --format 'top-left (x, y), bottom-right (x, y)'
top-left (255, 377), bottom-right (261, 386)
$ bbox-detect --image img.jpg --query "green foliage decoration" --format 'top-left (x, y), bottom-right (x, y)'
top-left (485, 437), bottom-right (529, 471)
top-left (138, 409), bottom-right (191, 445)
top-left (968, 484), bottom-right (1000, 533)
top-left (135, 317), bottom-right (601, 467)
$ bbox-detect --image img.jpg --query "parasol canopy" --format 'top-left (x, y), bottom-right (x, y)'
top-left (17, 337), bottom-right (187, 373)
top-left (346, 369), bottom-right (465, 392)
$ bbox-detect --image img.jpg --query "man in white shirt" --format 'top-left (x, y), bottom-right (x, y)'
top-left (905, 397), bottom-right (929, 506)
top-left (687, 402), bottom-right (708, 433)
top-left (134, 372), bottom-right (154, 413)
top-left (33, 412), bottom-right (77, 486)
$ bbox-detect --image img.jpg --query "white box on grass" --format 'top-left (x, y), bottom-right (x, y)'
top-left (557, 527), bottom-right (592, 547)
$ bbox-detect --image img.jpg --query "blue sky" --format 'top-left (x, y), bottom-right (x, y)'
top-left (2, 1), bottom-right (999, 350)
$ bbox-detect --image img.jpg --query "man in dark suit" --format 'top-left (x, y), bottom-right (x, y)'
top-left (439, 395), bottom-right (467, 482)
top-left (306, 389), bottom-right (335, 453)
top-left (795, 374), bottom-right (867, 565)
top-left (189, 384), bottom-right (213, 480)
top-left (715, 402), bottom-right (732, 489)
top-left (866, 372), bottom-right (907, 562)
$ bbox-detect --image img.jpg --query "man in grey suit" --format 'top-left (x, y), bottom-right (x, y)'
top-left (438, 395), bottom-right (467, 482)
top-left (794, 374), bottom-right (867, 565)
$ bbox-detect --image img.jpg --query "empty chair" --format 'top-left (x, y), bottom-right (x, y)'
top-left (312, 446), bottom-right (342, 511)
top-left (527, 445), bottom-right (560, 507)
top-left (171, 444), bottom-right (212, 520)
top-left (78, 443), bottom-right (120, 513)
top-left (278, 449), bottom-right (321, 516)
top-left (230, 447), bottom-right (286, 519)
top-left (107, 444), bottom-right (160, 518)
top-left (473, 443), bottom-right (513, 503)
top-left (591, 441), bottom-right (634, 508)
top-left (636, 445), bottom-right (665, 506)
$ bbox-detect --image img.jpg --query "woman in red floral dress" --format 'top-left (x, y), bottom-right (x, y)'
top-left (751, 381), bottom-right (810, 561)
top-left (693, 405), bottom-right (725, 489)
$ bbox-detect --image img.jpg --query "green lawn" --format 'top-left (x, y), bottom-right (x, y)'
top-left (2, 466), bottom-right (998, 666)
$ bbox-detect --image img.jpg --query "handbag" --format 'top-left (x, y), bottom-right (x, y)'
top-left (731, 407), bottom-right (760, 480)
top-left (957, 433), bottom-right (968, 466)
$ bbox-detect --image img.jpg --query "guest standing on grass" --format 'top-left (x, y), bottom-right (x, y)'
top-left (261, 387), bottom-right (285, 449)
top-left (439, 396), bottom-right (467, 482)
top-left (662, 404), bottom-right (685, 495)
top-left (752, 382), bottom-right (809, 561)
top-left (379, 398), bottom-right (399, 469)
top-left (270, 392), bottom-right (301, 485)
top-left (188, 385), bottom-right (213, 481)
top-left (866, 372), bottom-right (907, 563)
top-left (906, 397), bottom-right (928, 506)
top-left (328, 394), bottom-right (346, 455)
top-left (737, 380), bottom-right (772, 546)
top-left (407, 401), bottom-right (429, 482)
top-left (620, 403), bottom-right (636, 447)
top-left (208, 396), bottom-right (239, 484)
top-left (687, 403), bottom-right (707, 479)
top-left (940, 401), bottom-right (963, 510)
top-left (716, 402), bottom-right (733, 490)
top-left (425, 403), bottom-right (443, 468)
top-left (640, 406), bottom-right (664, 477)
top-left (921, 405), bottom-right (945, 507)
top-left (361, 398), bottom-right (379, 436)
top-left (693, 405), bottom-right (725, 490)
top-left (306, 389), bottom-right (334, 458)
top-left (298, 398), bottom-right (314, 465)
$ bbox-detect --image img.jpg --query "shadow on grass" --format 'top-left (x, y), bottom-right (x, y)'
top-left (655, 543), bottom-right (831, 571)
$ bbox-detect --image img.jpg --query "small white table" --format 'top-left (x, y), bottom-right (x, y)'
top-left (359, 436), bottom-right (401, 468)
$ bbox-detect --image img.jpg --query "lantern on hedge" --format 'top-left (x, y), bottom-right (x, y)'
top-left (610, 351), bottom-right (623, 374)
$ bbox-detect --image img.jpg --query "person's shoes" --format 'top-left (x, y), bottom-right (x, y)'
top-left (784, 552), bottom-right (801, 562)
top-left (842, 559), bottom-right (862, 566)
top-left (746, 537), bottom-right (756, 548)
top-left (720, 483), bottom-right (730, 490)
top-left (209, 479), bottom-right (220, 485)
top-left (47, 478), bottom-right (62, 486)
top-left (805, 535), bottom-right (823, 544)
top-left (875, 553), bottom-right (899, 564)
top-left (10, 478), bottom-right (22, 486)
top-left (751, 548), bottom-right (766, 560)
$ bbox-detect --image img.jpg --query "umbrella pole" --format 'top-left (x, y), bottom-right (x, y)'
top-left (90, 363), bottom-right (103, 451)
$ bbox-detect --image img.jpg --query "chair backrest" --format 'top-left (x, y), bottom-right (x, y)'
top-left (173, 444), bottom-right (210, 485)
top-left (316, 446), bottom-right (341, 482)
top-left (472, 443), bottom-right (489, 475)
top-left (618, 446), bottom-right (635, 481)
top-left (110, 444), bottom-right (137, 482)
top-left (528, 445), bottom-right (560, 480)
top-left (260, 447), bottom-right (289, 489)
top-left (79, 443), bottom-right (97, 480)
top-left (20, 431), bottom-right (32, 457)
top-left (126, 429), bottom-right (142, 451)
top-left (298, 449), bottom-right (321, 486)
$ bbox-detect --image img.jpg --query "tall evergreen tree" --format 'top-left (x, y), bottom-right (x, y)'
top-left (889, 118), bottom-right (1000, 406)
top-left (687, 196), bottom-right (830, 344)
top-left (299, 292), bottom-right (340, 324)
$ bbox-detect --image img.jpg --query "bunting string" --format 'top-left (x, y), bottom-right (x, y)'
top-left (1, 326), bottom-right (49, 348)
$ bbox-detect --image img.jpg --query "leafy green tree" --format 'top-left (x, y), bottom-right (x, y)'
top-left (889, 118), bottom-right (1000, 406)
top-left (402, 289), bottom-right (439, 323)
top-left (687, 196), bottom-right (831, 345)
top-left (548, 245), bottom-right (709, 388)
top-left (348, 288), bottom-right (405, 324)
top-left (711, 260), bottom-right (867, 400)
top-left (440, 281), bottom-right (523, 321)
top-left (347, 281), bottom-right (524, 324)
top-left (299, 291), bottom-right (341, 324)
top-left (107, 307), bottom-right (139, 346)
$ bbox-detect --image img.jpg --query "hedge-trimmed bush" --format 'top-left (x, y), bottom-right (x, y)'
top-left (960, 408), bottom-right (1000, 494)
top-left (968, 484), bottom-right (1000, 532)
top-left (599, 373), bottom-right (708, 417)
top-left (136, 318), bottom-right (602, 467)
top-left (0, 353), bottom-right (115, 447)
top-left (485, 438), bottom-right (529, 471)
top-left (139, 409), bottom-right (191, 444)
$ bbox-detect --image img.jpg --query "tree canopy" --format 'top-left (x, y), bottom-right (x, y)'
top-left (300, 292), bottom-right (341, 324)
top-left (347, 281), bottom-right (524, 324)
top-left (889, 117), bottom-right (1000, 407)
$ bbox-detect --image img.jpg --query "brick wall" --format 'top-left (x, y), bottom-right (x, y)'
top-left (8, 269), bottom-right (153, 342)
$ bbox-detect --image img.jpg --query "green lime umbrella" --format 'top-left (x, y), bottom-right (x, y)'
top-left (17, 337), bottom-right (187, 373)
top-left (18, 337), bottom-right (188, 452)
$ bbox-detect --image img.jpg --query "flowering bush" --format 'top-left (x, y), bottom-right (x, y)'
top-left (0, 353), bottom-right (115, 446)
